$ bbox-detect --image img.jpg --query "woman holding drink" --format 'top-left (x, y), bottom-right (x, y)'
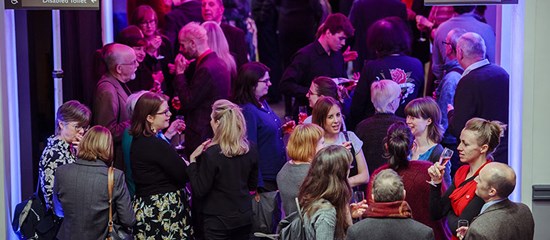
top-left (405, 97), bottom-right (451, 186)
top-left (311, 96), bottom-right (369, 187)
top-left (428, 117), bottom-right (506, 239)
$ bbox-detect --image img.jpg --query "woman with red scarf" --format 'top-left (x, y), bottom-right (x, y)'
top-left (428, 117), bottom-right (506, 239)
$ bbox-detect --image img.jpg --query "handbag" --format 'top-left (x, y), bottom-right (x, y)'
top-left (106, 166), bottom-right (132, 240)
top-left (12, 180), bottom-right (60, 239)
top-left (251, 191), bottom-right (282, 235)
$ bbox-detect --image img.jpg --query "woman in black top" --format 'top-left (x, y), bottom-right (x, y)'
top-left (187, 99), bottom-right (258, 239)
top-left (130, 92), bottom-right (192, 239)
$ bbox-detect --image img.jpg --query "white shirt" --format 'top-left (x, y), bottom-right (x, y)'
top-left (461, 59), bottom-right (490, 78)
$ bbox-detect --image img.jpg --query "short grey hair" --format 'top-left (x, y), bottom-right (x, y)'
top-left (179, 22), bottom-right (208, 46)
top-left (371, 80), bottom-right (401, 113)
top-left (457, 32), bottom-right (486, 59)
top-left (372, 169), bottom-right (404, 202)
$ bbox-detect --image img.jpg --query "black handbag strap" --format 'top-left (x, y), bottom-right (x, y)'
top-left (343, 131), bottom-right (358, 177)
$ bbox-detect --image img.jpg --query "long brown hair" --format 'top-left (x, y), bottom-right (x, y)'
top-left (77, 126), bottom-right (113, 164)
top-left (129, 92), bottom-right (167, 137)
top-left (299, 145), bottom-right (352, 239)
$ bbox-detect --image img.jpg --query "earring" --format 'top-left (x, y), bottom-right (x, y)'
top-left (151, 126), bottom-right (157, 133)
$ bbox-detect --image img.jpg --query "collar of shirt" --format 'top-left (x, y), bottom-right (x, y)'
top-left (462, 59), bottom-right (490, 78)
top-left (196, 49), bottom-right (213, 66)
top-left (156, 132), bottom-right (171, 144)
top-left (314, 40), bottom-right (331, 56)
top-left (480, 198), bottom-right (506, 214)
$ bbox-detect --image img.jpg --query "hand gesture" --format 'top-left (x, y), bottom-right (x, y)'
top-left (72, 134), bottom-right (83, 151)
top-left (342, 141), bottom-right (352, 151)
top-left (447, 104), bottom-right (454, 113)
top-left (281, 120), bottom-right (296, 134)
top-left (350, 200), bottom-right (368, 219)
top-left (165, 119), bottom-right (186, 139)
top-left (343, 46), bottom-right (358, 62)
top-left (427, 162), bottom-right (446, 185)
top-left (456, 226), bottom-right (469, 240)
top-left (174, 54), bottom-right (194, 75)
top-left (190, 139), bottom-right (212, 163)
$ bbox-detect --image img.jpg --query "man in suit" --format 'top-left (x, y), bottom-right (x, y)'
top-left (164, 0), bottom-right (203, 54)
top-left (174, 22), bottom-right (231, 159)
top-left (457, 162), bottom-right (534, 240)
top-left (93, 43), bottom-right (137, 170)
top-left (448, 32), bottom-right (509, 164)
top-left (346, 169), bottom-right (434, 240)
top-left (202, 0), bottom-right (248, 69)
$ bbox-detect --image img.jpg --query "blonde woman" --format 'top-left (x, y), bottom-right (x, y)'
top-left (277, 123), bottom-right (324, 215)
top-left (187, 99), bottom-right (259, 239)
top-left (202, 21), bottom-right (237, 79)
top-left (53, 126), bottom-right (134, 239)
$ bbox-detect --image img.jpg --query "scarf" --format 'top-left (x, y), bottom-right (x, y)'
top-left (365, 200), bottom-right (412, 219)
top-left (448, 160), bottom-right (491, 216)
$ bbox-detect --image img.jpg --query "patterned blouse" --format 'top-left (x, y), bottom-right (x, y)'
top-left (38, 135), bottom-right (76, 210)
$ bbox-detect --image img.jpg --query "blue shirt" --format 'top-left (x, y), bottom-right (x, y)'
top-left (480, 198), bottom-right (506, 214)
top-left (241, 101), bottom-right (287, 185)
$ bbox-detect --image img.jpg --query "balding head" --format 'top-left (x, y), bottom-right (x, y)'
top-left (103, 43), bottom-right (138, 82)
top-left (178, 22), bottom-right (209, 59)
top-left (456, 32), bottom-right (487, 69)
top-left (476, 162), bottom-right (516, 201)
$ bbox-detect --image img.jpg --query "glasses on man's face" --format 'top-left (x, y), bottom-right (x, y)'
top-left (139, 19), bottom-right (157, 27)
top-left (156, 109), bottom-right (171, 116)
top-left (442, 41), bottom-right (456, 52)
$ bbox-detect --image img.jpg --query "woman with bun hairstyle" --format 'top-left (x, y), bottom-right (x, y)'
top-left (428, 117), bottom-right (506, 239)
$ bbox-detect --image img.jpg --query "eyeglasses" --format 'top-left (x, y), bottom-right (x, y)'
top-left (258, 78), bottom-right (271, 84)
top-left (156, 109), bottom-right (171, 116)
top-left (65, 122), bottom-right (89, 132)
top-left (139, 19), bottom-right (157, 26)
top-left (307, 89), bottom-right (319, 96)
top-left (442, 41), bottom-right (456, 51)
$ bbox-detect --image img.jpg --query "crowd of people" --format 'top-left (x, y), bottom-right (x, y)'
top-left (34, 1), bottom-right (536, 240)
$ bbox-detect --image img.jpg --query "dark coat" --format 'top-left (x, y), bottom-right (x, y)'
top-left (348, 0), bottom-right (407, 71)
top-left (465, 199), bottom-right (534, 240)
top-left (53, 159), bottom-right (135, 240)
top-left (220, 23), bottom-right (249, 70)
top-left (346, 218), bottom-right (434, 240)
top-left (174, 51), bottom-right (231, 158)
top-left (448, 63), bottom-right (509, 164)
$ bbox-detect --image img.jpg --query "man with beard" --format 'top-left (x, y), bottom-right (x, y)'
top-left (93, 43), bottom-right (138, 170)
top-left (174, 22), bottom-right (231, 159)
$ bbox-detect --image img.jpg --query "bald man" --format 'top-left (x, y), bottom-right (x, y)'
top-left (459, 163), bottom-right (534, 240)
top-left (447, 32), bottom-right (509, 164)
top-left (94, 43), bottom-right (138, 170)
top-left (174, 22), bottom-right (230, 159)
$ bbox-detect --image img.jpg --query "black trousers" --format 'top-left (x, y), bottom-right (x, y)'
top-left (203, 216), bottom-right (252, 240)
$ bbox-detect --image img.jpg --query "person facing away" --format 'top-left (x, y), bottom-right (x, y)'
top-left (355, 79), bottom-right (404, 175)
top-left (93, 43), bottom-right (138, 170)
top-left (53, 126), bottom-right (135, 240)
top-left (457, 162), bottom-right (535, 240)
top-left (347, 169), bottom-right (434, 240)
top-left (447, 32), bottom-right (509, 164)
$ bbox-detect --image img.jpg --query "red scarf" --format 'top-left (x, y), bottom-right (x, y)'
top-left (448, 160), bottom-right (491, 216)
top-left (365, 200), bottom-right (412, 219)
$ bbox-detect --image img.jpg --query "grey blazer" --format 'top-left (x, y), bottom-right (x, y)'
top-left (465, 199), bottom-right (534, 240)
top-left (346, 218), bottom-right (434, 240)
top-left (53, 159), bottom-right (135, 240)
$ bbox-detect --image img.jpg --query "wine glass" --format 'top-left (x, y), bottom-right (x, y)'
top-left (298, 106), bottom-right (308, 124)
top-left (427, 147), bottom-right (454, 186)
top-left (457, 219), bottom-right (469, 239)
top-left (352, 191), bottom-right (365, 220)
top-left (174, 115), bottom-right (185, 152)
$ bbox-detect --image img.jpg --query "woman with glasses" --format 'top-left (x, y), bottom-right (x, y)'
top-left (39, 100), bottom-right (91, 211)
top-left (232, 62), bottom-right (288, 192)
top-left (303, 76), bottom-right (350, 124)
top-left (130, 92), bottom-right (192, 239)
top-left (130, 5), bottom-right (174, 96)
top-left (311, 96), bottom-right (369, 187)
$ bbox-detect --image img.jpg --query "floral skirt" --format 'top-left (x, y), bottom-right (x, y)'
top-left (133, 189), bottom-right (193, 239)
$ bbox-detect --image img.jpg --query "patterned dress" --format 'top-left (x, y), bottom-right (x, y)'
top-left (38, 135), bottom-right (76, 210)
